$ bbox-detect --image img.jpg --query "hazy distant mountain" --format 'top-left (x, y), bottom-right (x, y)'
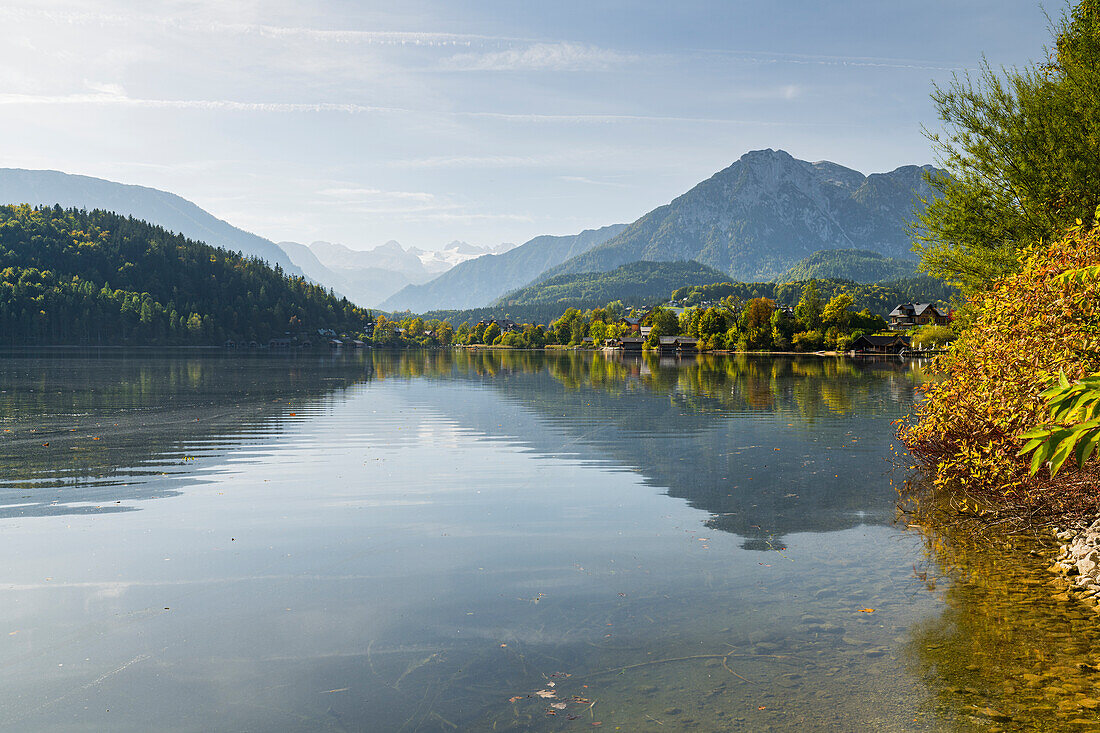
top-left (0, 168), bottom-right (301, 275)
top-left (493, 260), bottom-right (732, 307)
top-left (413, 240), bottom-right (516, 274)
top-left (380, 224), bottom-right (627, 312)
top-left (778, 249), bottom-right (920, 283)
top-left (541, 149), bottom-right (942, 282)
top-left (276, 239), bottom-right (515, 307)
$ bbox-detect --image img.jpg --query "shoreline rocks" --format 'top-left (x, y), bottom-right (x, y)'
top-left (1049, 518), bottom-right (1100, 607)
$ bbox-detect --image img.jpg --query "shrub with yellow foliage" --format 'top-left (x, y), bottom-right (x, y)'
top-left (900, 220), bottom-right (1100, 508)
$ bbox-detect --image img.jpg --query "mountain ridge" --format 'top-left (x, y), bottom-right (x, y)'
top-left (380, 224), bottom-right (627, 312)
top-left (0, 168), bottom-right (302, 276)
top-left (538, 149), bottom-right (942, 283)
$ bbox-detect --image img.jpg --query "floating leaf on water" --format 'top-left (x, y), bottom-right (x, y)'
top-left (535, 689), bottom-right (556, 699)
top-left (550, 702), bottom-right (567, 710)
top-left (858, 608), bottom-right (876, 613)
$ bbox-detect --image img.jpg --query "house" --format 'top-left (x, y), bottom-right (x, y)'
top-left (603, 337), bottom-right (644, 352)
top-left (657, 336), bottom-right (698, 354)
top-left (850, 334), bottom-right (911, 354)
top-left (269, 338), bottom-right (292, 349)
top-left (888, 303), bottom-right (949, 330)
top-left (640, 326), bottom-right (653, 339)
top-left (675, 337), bottom-right (699, 353)
top-left (475, 318), bottom-right (524, 334)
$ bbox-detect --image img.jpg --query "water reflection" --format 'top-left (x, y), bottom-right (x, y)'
top-left (0, 350), bottom-right (375, 516)
top-left (903, 485), bottom-right (1100, 731)
top-left (0, 349), bottom-right (942, 732)
top-left (380, 350), bottom-right (923, 547)
top-left (1, 350), bottom-right (920, 533)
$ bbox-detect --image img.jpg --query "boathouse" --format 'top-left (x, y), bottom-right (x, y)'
top-left (850, 334), bottom-right (911, 354)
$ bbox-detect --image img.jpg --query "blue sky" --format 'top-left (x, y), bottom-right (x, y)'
top-left (0, 1), bottom-right (1052, 250)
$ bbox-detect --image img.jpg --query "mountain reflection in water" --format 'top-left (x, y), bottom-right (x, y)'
top-left (1, 349), bottom-right (952, 732)
top-left (1, 350), bottom-right (920, 546)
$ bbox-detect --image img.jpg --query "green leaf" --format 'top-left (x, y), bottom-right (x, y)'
top-left (1075, 429), bottom-right (1100, 469)
top-left (1017, 437), bottom-right (1047, 456)
top-left (1049, 429), bottom-right (1081, 476)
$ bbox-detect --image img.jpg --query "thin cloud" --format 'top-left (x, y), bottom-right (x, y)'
top-left (558, 176), bottom-right (633, 188)
top-left (0, 91), bottom-right (830, 126)
top-left (317, 187), bottom-right (435, 203)
top-left (703, 48), bottom-right (973, 72)
top-left (0, 91), bottom-right (409, 115)
top-left (0, 7), bottom-right (527, 46)
top-left (442, 42), bottom-right (636, 71)
top-left (422, 212), bottom-right (534, 223)
top-left (218, 24), bottom-right (528, 47)
top-left (390, 154), bottom-right (573, 169)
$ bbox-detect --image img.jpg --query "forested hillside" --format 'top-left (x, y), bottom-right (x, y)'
top-left (0, 205), bottom-right (373, 344)
top-left (672, 276), bottom-right (957, 316)
top-left (0, 168), bottom-right (300, 274)
top-left (779, 249), bottom-right (919, 283)
top-left (494, 260), bottom-right (730, 306)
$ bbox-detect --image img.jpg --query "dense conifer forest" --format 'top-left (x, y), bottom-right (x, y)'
top-left (0, 205), bottom-right (374, 345)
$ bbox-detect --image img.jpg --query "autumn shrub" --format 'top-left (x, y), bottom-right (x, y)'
top-left (791, 330), bottom-right (824, 352)
top-left (900, 221), bottom-right (1100, 506)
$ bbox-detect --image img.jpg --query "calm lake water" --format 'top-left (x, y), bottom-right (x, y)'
top-left (2, 350), bottom-right (1099, 732)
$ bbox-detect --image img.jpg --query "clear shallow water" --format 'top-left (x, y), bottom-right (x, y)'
top-left (0, 349), bottom-right (1088, 731)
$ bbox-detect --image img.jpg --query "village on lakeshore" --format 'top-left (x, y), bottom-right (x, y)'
top-left (222, 296), bottom-right (954, 358)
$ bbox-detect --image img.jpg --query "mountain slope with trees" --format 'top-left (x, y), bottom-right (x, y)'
top-left (0, 168), bottom-right (300, 275)
top-left (493, 260), bottom-right (730, 307)
top-left (0, 205), bottom-right (372, 344)
top-left (779, 249), bottom-right (919, 283)
top-left (539, 150), bottom-right (942, 283)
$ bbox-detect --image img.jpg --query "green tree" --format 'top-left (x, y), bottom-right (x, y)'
top-left (738, 298), bottom-right (776, 350)
top-left (794, 282), bottom-right (823, 330)
top-left (644, 307), bottom-right (679, 346)
top-left (913, 1), bottom-right (1100, 293)
top-left (820, 293), bottom-right (855, 331)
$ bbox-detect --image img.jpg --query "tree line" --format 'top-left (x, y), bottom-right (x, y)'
top-left (0, 205), bottom-right (374, 345)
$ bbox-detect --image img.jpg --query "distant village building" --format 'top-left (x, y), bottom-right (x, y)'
top-left (476, 318), bottom-right (524, 333)
top-left (657, 336), bottom-right (699, 355)
top-left (888, 303), bottom-right (949, 330)
top-left (850, 334), bottom-right (911, 355)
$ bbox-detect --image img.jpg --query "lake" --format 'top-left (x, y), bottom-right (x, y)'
top-left (2, 350), bottom-right (1098, 731)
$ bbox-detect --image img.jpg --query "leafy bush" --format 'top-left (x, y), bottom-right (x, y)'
top-left (910, 324), bottom-right (955, 348)
top-left (791, 330), bottom-right (824, 352)
top-left (899, 220), bottom-right (1100, 505)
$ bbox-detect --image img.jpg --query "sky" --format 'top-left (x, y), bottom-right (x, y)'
top-left (0, 0), bottom-right (1054, 251)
